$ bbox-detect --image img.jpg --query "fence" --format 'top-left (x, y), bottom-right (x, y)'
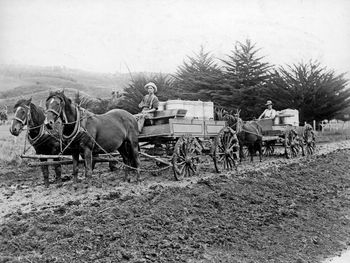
top-left (319, 120), bottom-right (350, 138)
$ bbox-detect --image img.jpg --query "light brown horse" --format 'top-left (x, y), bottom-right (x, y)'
top-left (44, 90), bottom-right (140, 183)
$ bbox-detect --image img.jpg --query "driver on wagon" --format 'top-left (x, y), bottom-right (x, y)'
top-left (258, 100), bottom-right (277, 120)
top-left (135, 82), bottom-right (159, 132)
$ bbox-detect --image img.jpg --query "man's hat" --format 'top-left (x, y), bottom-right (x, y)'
top-left (265, 100), bottom-right (273, 106)
top-left (144, 82), bottom-right (157, 93)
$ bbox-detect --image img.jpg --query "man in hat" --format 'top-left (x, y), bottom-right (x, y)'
top-left (135, 82), bottom-right (160, 132)
top-left (258, 100), bottom-right (277, 120)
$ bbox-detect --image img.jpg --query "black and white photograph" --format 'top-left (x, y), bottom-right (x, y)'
top-left (0, 0), bottom-right (350, 262)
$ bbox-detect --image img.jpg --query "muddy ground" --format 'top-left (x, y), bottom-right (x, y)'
top-left (1, 141), bottom-right (350, 263)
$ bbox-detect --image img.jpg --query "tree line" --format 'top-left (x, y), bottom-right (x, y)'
top-left (77, 39), bottom-right (350, 125)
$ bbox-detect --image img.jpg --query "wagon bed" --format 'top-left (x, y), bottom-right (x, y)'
top-left (138, 109), bottom-right (226, 140)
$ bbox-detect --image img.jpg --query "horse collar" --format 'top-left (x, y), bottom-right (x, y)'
top-left (62, 106), bottom-right (81, 140)
top-left (27, 124), bottom-right (45, 146)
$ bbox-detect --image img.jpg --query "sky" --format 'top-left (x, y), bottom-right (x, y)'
top-left (0, 0), bottom-right (349, 75)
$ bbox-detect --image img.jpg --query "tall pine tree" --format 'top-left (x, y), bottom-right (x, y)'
top-left (266, 61), bottom-right (350, 123)
top-left (172, 46), bottom-right (224, 102)
top-left (220, 39), bottom-right (274, 119)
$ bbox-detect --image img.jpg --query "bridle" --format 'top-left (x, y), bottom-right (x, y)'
top-left (11, 103), bottom-right (47, 146)
top-left (46, 96), bottom-right (68, 123)
top-left (46, 95), bottom-right (83, 141)
top-left (13, 105), bottom-right (31, 127)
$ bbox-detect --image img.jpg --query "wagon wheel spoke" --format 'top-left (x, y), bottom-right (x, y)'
top-left (306, 140), bottom-right (316, 155)
top-left (172, 135), bottom-right (201, 181)
top-left (212, 127), bottom-right (239, 173)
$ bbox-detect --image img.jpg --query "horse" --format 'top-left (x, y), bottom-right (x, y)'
top-left (10, 98), bottom-right (65, 187)
top-left (44, 90), bottom-right (140, 184)
top-left (224, 113), bottom-right (263, 162)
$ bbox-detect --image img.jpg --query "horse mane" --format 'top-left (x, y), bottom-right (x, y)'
top-left (14, 99), bottom-right (29, 110)
top-left (47, 91), bottom-right (77, 117)
top-left (14, 99), bottom-right (46, 124)
top-left (30, 103), bottom-right (46, 124)
top-left (47, 91), bottom-right (72, 105)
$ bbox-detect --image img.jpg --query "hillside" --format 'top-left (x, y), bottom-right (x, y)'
top-left (0, 64), bottom-right (132, 108)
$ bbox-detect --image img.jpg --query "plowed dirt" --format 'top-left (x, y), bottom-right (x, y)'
top-left (1, 141), bottom-right (350, 263)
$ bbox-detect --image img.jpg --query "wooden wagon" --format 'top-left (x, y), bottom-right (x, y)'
top-left (138, 101), bottom-right (240, 179)
top-left (255, 109), bottom-right (316, 158)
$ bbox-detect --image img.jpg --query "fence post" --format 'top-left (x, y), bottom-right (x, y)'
top-left (313, 120), bottom-right (316, 131)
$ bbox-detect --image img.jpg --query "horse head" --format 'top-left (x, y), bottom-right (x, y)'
top-left (45, 90), bottom-right (72, 129)
top-left (10, 98), bottom-right (32, 136)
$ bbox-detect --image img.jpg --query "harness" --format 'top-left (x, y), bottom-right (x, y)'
top-left (50, 103), bottom-right (92, 155)
top-left (12, 104), bottom-right (63, 153)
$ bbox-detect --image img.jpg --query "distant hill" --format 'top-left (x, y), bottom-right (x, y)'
top-left (0, 64), bottom-right (132, 108)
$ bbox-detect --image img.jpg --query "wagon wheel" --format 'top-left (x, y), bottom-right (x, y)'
top-left (305, 138), bottom-right (316, 155)
top-left (211, 126), bottom-right (239, 173)
top-left (262, 141), bottom-right (275, 156)
top-left (284, 133), bottom-right (301, 159)
top-left (172, 135), bottom-right (202, 180)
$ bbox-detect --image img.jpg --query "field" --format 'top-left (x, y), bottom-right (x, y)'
top-left (0, 122), bottom-right (350, 262)
top-left (0, 65), bottom-right (131, 109)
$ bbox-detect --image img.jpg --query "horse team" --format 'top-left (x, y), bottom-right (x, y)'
top-left (10, 90), bottom-right (140, 187)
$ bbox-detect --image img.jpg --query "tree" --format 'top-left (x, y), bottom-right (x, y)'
top-left (118, 73), bottom-right (175, 114)
top-left (220, 39), bottom-right (274, 118)
top-left (172, 46), bottom-right (224, 102)
top-left (266, 61), bottom-right (350, 123)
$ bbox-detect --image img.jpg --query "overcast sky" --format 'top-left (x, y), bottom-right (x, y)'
top-left (0, 0), bottom-right (349, 76)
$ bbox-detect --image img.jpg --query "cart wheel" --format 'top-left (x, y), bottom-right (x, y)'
top-left (211, 126), bottom-right (239, 173)
top-left (262, 141), bottom-right (275, 156)
top-left (284, 132), bottom-right (301, 158)
top-left (172, 135), bottom-right (202, 180)
top-left (305, 138), bottom-right (316, 155)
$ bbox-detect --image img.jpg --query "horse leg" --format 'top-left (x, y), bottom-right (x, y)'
top-left (239, 144), bottom-right (244, 162)
top-left (83, 147), bottom-right (93, 180)
top-left (53, 159), bottom-right (62, 187)
top-left (72, 152), bottom-right (80, 184)
top-left (40, 159), bottom-right (50, 188)
top-left (129, 141), bottom-right (141, 182)
top-left (118, 143), bottom-right (130, 182)
top-left (248, 144), bottom-right (254, 162)
top-left (92, 153), bottom-right (98, 171)
top-left (257, 141), bottom-right (263, 162)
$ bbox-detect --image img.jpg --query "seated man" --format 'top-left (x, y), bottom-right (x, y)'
top-left (258, 100), bottom-right (277, 120)
top-left (135, 82), bottom-right (159, 132)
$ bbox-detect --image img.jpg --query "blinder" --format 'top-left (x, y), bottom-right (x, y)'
top-left (46, 96), bottom-right (68, 123)
top-left (13, 105), bottom-right (30, 126)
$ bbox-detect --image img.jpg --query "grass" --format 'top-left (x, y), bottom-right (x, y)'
top-left (0, 123), bottom-right (35, 165)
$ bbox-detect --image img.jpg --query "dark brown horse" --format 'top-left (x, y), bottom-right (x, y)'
top-left (224, 113), bottom-right (263, 162)
top-left (44, 90), bottom-right (140, 183)
top-left (10, 98), bottom-right (65, 187)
